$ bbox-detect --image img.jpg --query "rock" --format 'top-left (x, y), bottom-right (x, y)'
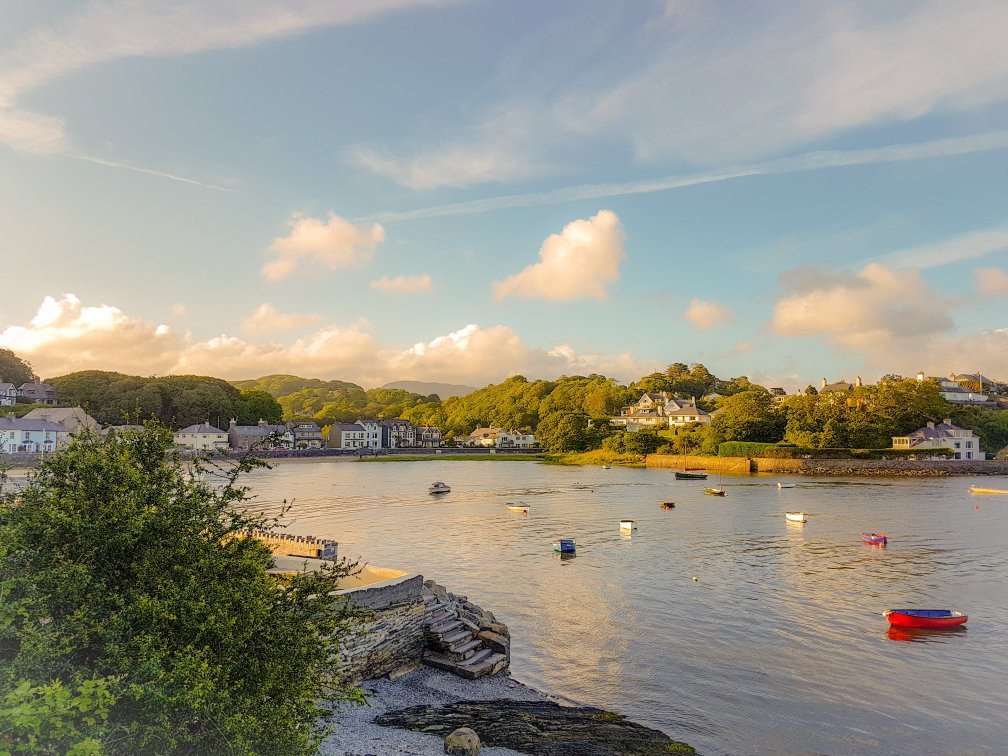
top-left (476, 630), bottom-right (509, 655)
top-left (443, 726), bottom-right (480, 755)
top-left (376, 699), bottom-right (694, 755)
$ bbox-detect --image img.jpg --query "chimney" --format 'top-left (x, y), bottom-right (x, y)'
top-left (821, 378), bottom-right (827, 388)
top-left (943, 418), bottom-right (951, 426)
top-left (926, 421), bottom-right (935, 429)
top-left (855, 376), bottom-right (862, 387)
top-left (916, 370), bottom-right (925, 381)
top-left (229, 418), bottom-right (237, 428)
top-left (258, 419), bottom-right (267, 427)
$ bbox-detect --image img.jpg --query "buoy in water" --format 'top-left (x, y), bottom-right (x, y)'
top-left (691, 576), bottom-right (698, 582)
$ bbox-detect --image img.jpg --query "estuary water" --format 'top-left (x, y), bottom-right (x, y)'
top-left (245, 460), bottom-right (1008, 755)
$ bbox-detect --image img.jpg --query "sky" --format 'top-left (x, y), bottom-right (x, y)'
top-left (1, 0), bottom-right (1007, 391)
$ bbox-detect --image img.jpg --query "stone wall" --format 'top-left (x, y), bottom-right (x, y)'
top-left (646, 454), bottom-right (751, 472)
top-left (337, 573), bottom-right (425, 682)
top-left (797, 458), bottom-right (1008, 477)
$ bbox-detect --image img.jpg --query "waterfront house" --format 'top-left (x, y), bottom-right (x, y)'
top-left (915, 371), bottom-right (991, 405)
top-left (379, 419), bottom-right (415, 448)
top-left (17, 382), bottom-right (57, 405)
top-left (463, 425), bottom-right (502, 447)
top-left (23, 406), bottom-right (100, 435)
top-left (415, 425), bottom-right (443, 448)
top-left (287, 421), bottom-right (323, 449)
top-left (174, 423), bottom-right (229, 452)
top-left (892, 419), bottom-right (985, 460)
top-left (610, 391), bottom-right (713, 431)
top-left (0, 383), bottom-right (17, 407)
top-left (355, 419), bottom-right (381, 449)
top-left (227, 418), bottom-right (294, 451)
top-left (664, 402), bottom-right (712, 427)
top-left (0, 414), bottom-right (71, 453)
top-left (328, 422), bottom-right (369, 450)
top-left (510, 428), bottom-right (537, 448)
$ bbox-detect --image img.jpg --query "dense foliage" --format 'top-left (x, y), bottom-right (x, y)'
top-left (45, 371), bottom-right (283, 429)
top-left (0, 350), bottom-right (35, 387)
top-left (0, 426), bottom-right (363, 753)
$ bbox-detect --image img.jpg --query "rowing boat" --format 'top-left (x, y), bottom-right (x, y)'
top-left (785, 511), bottom-right (807, 523)
top-left (969, 486), bottom-right (1008, 495)
top-left (861, 532), bottom-right (887, 545)
top-left (884, 609), bottom-right (967, 629)
top-left (703, 487), bottom-right (726, 496)
top-left (505, 502), bottom-right (530, 513)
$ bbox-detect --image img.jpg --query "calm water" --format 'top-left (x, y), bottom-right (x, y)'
top-left (246, 460), bottom-right (1008, 754)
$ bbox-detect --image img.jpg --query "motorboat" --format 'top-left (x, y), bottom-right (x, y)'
top-left (884, 609), bottom-right (967, 629)
top-left (552, 539), bottom-right (576, 553)
top-left (703, 487), bottom-right (726, 496)
top-left (969, 486), bottom-right (1008, 495)
top-left (861, 532), bottom-right (888, 545)
top-left (505, 502), bottom-right (530, 513)
top-left (676, 471), bottom-right (708, 480)
top-left (428, 481), bottom-right (451, 495)
top-left (619, 519), bottom-right (637, 531)
top-left (785, 511), bottom-right (807, 523)
top-left (777, 482), bottom-right (796, 489)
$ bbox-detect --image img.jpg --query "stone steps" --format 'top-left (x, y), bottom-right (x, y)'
top-left (436, 628), bottom-right (473, 647)
top-left (426, 618), bottom-right (463, 636)
top-left (420, 580), bottom-right (510, 680)
top-left (445, 638), bottom-right (482, 661)
top-left (423, 610), bottom-right (452, 627)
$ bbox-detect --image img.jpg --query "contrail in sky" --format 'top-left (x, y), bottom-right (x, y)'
top-left (360, 131), bottom-right (1008, 224)
top-left (69, 154), bottom-right (241, 193)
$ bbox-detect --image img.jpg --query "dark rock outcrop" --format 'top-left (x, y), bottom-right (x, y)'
top-left (375, 699), bottom-right (694, 755)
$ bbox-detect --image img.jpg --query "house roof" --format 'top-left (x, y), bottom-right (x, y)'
top-left (897, 421), bottom-right (967, 443)
top-left (23, 407), bottom-right (100, 430)
top-left (666, 406), bottom-right (710, 418)
top-left (0, 416), bottom-right (69, 432)
top-left (334, 423), bottom-right (365, 431)
top-left (176, 423), bottom-right (226, 434)
top-left (0, 383), bottom-right (16, 391)
top-left (821, 380), bottom-right (854, 393)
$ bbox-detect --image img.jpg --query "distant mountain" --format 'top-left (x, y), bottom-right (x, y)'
top-left (381, 380), bottom-right (477, 398)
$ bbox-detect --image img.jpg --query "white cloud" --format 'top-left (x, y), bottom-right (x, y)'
top-left (263, 213), bottom-right (384, 280)
top-left (354, 2), bottom-right (1008, 188)
top-left (876, 226), bottom-right (1008, 269)
top-left (242, 303), bottom-right (322, 334)
top-left (493, 210), bottom-right (626, 301)
top-left (370, 274), bottom-right (433, 294)
top-left (0, 294), bottom-right (659, 386)
top-left (683, 299), bottom-right (732, 329)
top-left (974, 267), bottom-right (1008, 297)
top-left (772, 262), bottom-right (955, 364)
top-left (171, 303), bottom-right (188, 317)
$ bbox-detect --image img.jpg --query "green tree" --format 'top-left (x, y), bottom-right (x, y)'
top-left (0, 426), bottom-right (363, 754)
top-left (536, 411), bottom-right (590, 452)
top-left (711, 389), bottom-right (786, 443)
top-left (234, 388), bottom-right (284, 424)
top-left (0, 349), bottom-right (35, 386)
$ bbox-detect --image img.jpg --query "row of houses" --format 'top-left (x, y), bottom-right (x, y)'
top-left (0, 382), bottom-right (58, 407)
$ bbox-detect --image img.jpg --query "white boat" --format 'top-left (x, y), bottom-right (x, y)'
top-left (428, 481), bottom-right (451, 495)
top-left (505, 502), bottom-right (530, 512)
top-left (619, 519), bottom-right (637, 531)
top-left (785, 511), bottom-right (807, 523)
top-left (969, 485), bottom-right (1008, 495)
top-left (602, 464), bottom-right (611, 469)
top-left (777, 482), bottom-right (796, 489)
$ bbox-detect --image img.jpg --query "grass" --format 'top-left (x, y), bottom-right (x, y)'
top-left (546, 448), bottom-right (647, 467)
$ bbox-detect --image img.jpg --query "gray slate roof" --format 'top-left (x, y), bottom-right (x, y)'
top-left (0, 416), bottom-right (69, 432)
top-left (176, 423), bottom-right (226, 434)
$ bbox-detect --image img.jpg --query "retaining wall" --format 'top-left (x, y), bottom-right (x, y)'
top-left (337, 573), bottom-right (425, 681)
top-left (647, 454), bottom-right (1008, 477)
top-left (646, 454), bottom-right (751, 472)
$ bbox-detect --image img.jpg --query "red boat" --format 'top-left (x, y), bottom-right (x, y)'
top-left (884, 609), bottom-right (967, 629)
top-left (861, 532), bottom-right (887, 545)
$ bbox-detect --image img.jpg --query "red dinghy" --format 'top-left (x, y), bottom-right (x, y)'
top-left (861, 532), bottom-right (887, 545)
top-left (884, 609), bottom-right (967, 629)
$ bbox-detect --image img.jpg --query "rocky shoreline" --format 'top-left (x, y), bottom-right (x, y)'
top-left (320, 666), bottom-right (693, 756)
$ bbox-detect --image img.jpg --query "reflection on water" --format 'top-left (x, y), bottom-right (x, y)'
top-left (246, 461), bottom-right (1008, 754)
top-left (886, 625), bottom-right (968, 643)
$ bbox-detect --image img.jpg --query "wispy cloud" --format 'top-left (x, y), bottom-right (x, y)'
top-left (875, 226), bottom-right (1008, 269)
top-left (67, 154), bottom-right (240, 192)
top-left (370, 274), bottom-right (433, 294)
top-left (361, 131), bottom-right (1008, 223)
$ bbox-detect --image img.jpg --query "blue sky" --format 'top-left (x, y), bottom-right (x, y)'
top-left (1, 0), bottom-right (1007, 389)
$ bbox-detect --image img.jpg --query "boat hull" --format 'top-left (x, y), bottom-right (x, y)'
top-left (703, 488), bottom-right (726, 496)
top-left (777, 482), bottom-right (796, 489)
top-left (861, 532), bottom-right (887, 545)
top-left (785, 512), bottom-right (807, 523)
top-left (969, 486), bottom-right (1008, 495)
top-left (884, 610), bottom-right (967, 629)
top-left (676, 471), bottom-right (708, 480)
top-left (506, 503), bottom-right (530, 512)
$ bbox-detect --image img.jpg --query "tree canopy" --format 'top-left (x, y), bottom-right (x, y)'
top-left (0, 426), bottom-right (363, 753)
top-left (0, 349), bottom-right (35, 386)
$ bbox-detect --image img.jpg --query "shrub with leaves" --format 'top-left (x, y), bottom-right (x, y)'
top-left (0, 425), bottom-right (363, 754)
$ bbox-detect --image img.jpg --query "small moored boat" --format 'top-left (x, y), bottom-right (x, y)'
top-left (676, 471), bottom-right (708, 480)
top-left (428, 481), bottom-right (451, 495)
top-left (619, 519), bottom-right (637, 531)
top-left (505, 502), bottom-right (530, 513)
top-left (884, 609), bottom-right (967, 629)
top-left (552, 538), bottom-right (576, 553)
top-left (969, 486), bottom-right (1008, 495)
top-left (777, 482), bottom-right (796, 489)
top-left (861, 532), bottom-right (887, 545)
top-left (785, 511), bottom-right (807, 523)
top-left (659, 501), bottom-right (675, 509)
top-left (703, 487), bottom-right (726, 496)
top-left (601, 464), bottom-right (611, 469)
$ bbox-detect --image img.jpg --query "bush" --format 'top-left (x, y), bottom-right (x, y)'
top-left (717, 441), bottom-right (779, 457)
top-left (0, 425), bottom-right (364, 754)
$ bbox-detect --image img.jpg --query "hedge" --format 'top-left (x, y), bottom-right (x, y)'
top-left (718, 443), bottom-right (957, 460)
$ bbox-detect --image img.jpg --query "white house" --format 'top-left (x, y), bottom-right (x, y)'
top-left (0, 415), bottom-right (71, 453)
top-left (916, 371), bottom-right (990, 404)
top-left (610, 392), bottom-right (710, 431)
top-left (0, 383), bottom-right (17, 407)
top-left (892, 419), bottom-right (985, 460)
top-left (355, 419), bottom-right (381, 449)
top-left (328, 423), bottom-right (368, 450)
top-left (174, 423), bottom-right (229, 452)
top-left (510, 429), bottom-right (537, 448)
top-left (664, 403), bottom-right (712, 427)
